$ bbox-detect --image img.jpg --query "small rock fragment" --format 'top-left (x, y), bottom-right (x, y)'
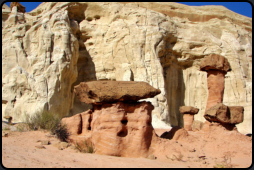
top-left (41, 140), bottom-right (50, 145)
top-left (35, 145), bottom-right (46, 149)
top-left (2, 132), bottom-right (8, 137)
top-left (147, 154), bottom-right (157, 160)
top-left (189, 148), bottom-right (196, 152)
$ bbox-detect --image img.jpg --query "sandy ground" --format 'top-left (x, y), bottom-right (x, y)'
top-left (2, 122), bottom-right (252, 168)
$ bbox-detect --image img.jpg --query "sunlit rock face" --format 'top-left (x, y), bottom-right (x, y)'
top-left (62, 101), bottom-right (158, 158)
top-left (2, 2), bottom-right (252, 134)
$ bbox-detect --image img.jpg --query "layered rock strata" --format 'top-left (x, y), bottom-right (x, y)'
top-left (179, 106), bottom-right (199, 131)
top-left (2, 2), bottom-right (252, 134)
top-left (62, 81), bottom-right (161, 157)
top-left (200, 54), bottom-right (231, 111)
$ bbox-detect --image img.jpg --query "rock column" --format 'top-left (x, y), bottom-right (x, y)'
top-left (179, 106), bottom-right (199, 131)
top-left (199, 54), bottom-right (231, 111)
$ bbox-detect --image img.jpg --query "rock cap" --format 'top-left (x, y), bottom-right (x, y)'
top-left (179, 106), bottom-right (199, 115)
top-left (200, 54), bottom-right (231, 73)
top-left (74, 81), bottom-right (161, 104)
top-left (204, 103), bottom-right (244, 124)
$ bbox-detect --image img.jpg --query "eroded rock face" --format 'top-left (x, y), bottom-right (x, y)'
top-left (2, 3), bottom-right (79, 122)
top-left (204, 103), bottom-right (244, 124)
top-left (2, 2), bottom-right (252, 134)
top-left (62, 101), bottom-right (158, 157)
top-left (74, 81), bottom-right (161, 104)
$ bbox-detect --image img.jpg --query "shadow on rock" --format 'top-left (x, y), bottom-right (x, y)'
top-left (160, 126), bottom-right (188, 140)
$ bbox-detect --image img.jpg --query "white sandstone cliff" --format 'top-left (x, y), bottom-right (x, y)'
top-left (2, 2), bottom-right (252, 134)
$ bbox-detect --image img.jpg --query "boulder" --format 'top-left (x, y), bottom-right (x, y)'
top-left (200, 54), bottom-right (231, 73)
top-left (74, 81), bottom-right (161, 104)
top-left (204, 103), bottom-right (244, 124)
top-left (228, 106), bottom-right (244, 124)
top-left (41, 140), bottom-right (50, 145)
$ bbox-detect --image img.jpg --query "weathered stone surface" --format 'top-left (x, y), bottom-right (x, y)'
top-left (179, 106), bottom-right (199, 115)
top-left (204, 103), bottom-right (230, 123)
top-left (35, 145), bottom-right (46, 149)
top-left (204, 103), bottom-right (244, 124)
top-left (10, 2), bottom-right (26, 13)
top-left (160, 126), bottom-right (188, 140)
top-left (200, 54), bottom-right (231, 111)
top-left (2, 2), bottom-right (79, 123)
top-left (62, 101), bottom-right (158, 158)
top-left (74, 81), bottom-right (161, 104)
top-left (228, 106), bottom-right (244, 124)
top-left (205, 70), bottom-right (226, 111)
top-left (61, 109), bottom-right (92, 135)
top-left (2, 2), bottom-right (252, 134)
top-left (53, 142), bottom-right (70, 150)
top-left (41, 140), bottom-right (50, 145)
top-left (2, 4), bottom-right (11, 29)
top-left (2, 132), bottom-right (9, 137)
top-left (3, 116), bottom-right (13, 125)
top-left (183, 114), bottom-right (194, 131)
top-left (191, 120), bottom-right (204, 131)
top-left (179, 106), bottom-right (199, 131)
top-left (200, 54), bottom-right (231, 73)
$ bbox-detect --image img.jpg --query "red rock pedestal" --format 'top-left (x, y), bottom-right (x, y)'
top-left (179, 106), bottom-right (199, 131)
top-left (62, 101), bottom-right (158, 158)
top-left (199, 54), bottom-right (231, 111)
top-left (206, 70), bottom-right (226, 111)
top-left (63, 81), bottom-right (161, 158)
top-left (183, 114), bottom-right (194, 131)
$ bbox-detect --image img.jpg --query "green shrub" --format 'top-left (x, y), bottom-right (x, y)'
top-left (24, 110), bottom-right (60, 131)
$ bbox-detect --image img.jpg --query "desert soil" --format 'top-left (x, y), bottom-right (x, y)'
top-left (2, 122), bottom-right (252, 168)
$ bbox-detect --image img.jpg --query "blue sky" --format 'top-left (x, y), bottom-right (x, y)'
top-left (4, 2), bottom-right (252, 18)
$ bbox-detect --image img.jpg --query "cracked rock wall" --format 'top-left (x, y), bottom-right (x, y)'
top-left (2, 2), bottom-right (252, 134)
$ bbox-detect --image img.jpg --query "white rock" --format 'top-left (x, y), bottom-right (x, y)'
top-left (2, 2), bottom-right (252, 134)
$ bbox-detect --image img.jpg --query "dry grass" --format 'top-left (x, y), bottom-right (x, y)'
top-left (74, 140), bottom-right (95, 153)
top-left (24, 110), bottom-right (69, 142)
top-left (213, 153), bottom-right (234, 168)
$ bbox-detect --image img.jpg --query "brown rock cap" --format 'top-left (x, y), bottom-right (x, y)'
top-left (179, 106), bottom-right (199, 115)
top-left (10, 2), bottom-right (26, 13)
top-left (74, 81), bottom-right (161, 104)
top-left (228, 106), bottom-right (244, 124)
top-left (200, 54), bottom-right (231, 73)
top-left (204, 103), bottom-right (244, 124)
